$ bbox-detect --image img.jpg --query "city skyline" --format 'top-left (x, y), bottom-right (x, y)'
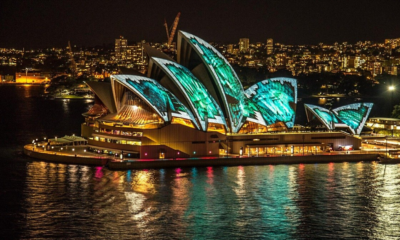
top-left (1, 0), bottom-right (400, 48)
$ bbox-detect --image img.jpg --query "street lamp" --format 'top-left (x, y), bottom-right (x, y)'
top-left (386, 136), bottom-right (388, 157)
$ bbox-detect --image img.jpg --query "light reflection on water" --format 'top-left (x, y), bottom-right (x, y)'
top-left (2, 85), bottom-right (400, 239)
top-left (10, 161), bottom-right (400, 239)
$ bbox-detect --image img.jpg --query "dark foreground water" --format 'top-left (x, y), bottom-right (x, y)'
top-left (1, 85), bottom-right (400, 239)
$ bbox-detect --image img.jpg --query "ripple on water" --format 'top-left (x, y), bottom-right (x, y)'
top-left (1, 86), bottom-right (400, 239)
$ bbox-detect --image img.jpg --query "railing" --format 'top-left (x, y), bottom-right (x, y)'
top-left (25, 144), bottom-right (109, 159)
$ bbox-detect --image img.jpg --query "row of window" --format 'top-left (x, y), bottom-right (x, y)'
top-left (99, 128), bottom-right (143, 137)
top-left (91, 136), bottom-right (141, 146)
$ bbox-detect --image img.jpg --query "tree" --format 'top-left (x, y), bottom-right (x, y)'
top-left (391, 104), bottom-right (400, 118)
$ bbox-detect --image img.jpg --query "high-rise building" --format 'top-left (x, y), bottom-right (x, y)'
top-left (115, 36), bottom-right (128, 61)
top-left (267, 38), bottom-right (273, 55)
top-left (227, 44), bottom-right (233, 54)
top-left (239, 38), bottom-right (249, 52)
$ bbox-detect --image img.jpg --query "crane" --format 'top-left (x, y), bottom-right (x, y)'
top-left (67, 41), bottom-right (77, 76)
top-left (164, 19), bottom-right (170, 42)
top-left (164, 12), bottom-right (181, 47)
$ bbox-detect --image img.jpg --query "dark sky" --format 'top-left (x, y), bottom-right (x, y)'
top-left (1, 0), bottom-right (400, 49)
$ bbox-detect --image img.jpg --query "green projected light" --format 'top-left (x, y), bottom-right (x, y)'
top-left (305, 103), bottom-right (373, 134)
top-left (333, 103), bottom-right (373, 135)
top-left (305, 104), bottom-right (339, 130)
top-left (112, 75), bottom-right (199, 129)
top-left (181, 31), bottom-right (254, 133)
top-left (151, 57), bottom-right (226, 131)
top-left (245, 78), bottom-right (297, 128)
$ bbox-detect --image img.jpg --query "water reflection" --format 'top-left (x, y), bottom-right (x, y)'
top-left (5, 83), bottom-right (399, 238)
top-left (15, 161), bottom-right (400, 238)
top-left (62, 99), bottom-right (70, 113)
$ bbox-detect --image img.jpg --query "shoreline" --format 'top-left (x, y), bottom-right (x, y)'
top-left (107, 154), bottom-right (381, 170)
top-left (23, 144), bottom-right (382, 170)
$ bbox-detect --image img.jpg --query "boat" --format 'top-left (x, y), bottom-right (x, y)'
top-left (378, 156), bottom-right (400, 164)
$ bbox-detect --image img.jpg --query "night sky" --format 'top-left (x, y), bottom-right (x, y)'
top-left (1, 0), bottom-right (400, 48)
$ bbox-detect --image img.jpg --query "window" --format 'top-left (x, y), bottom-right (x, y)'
top-left (127, 141), bottom-right (141, 145)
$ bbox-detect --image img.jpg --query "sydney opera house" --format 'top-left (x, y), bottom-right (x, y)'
top-left (81, 31), bottom-right (373, 159)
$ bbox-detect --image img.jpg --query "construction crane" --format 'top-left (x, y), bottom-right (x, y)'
top-left (164, 19), bottom-right (170, 42)
top-left (67, 41), bottom-right (77, 77)
top-left (164, 12), bottom-right (181, 47)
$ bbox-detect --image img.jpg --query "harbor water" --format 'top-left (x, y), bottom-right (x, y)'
top-left (1, 85), bottom-right (400, 239)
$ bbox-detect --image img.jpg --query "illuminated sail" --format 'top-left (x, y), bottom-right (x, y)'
top-left (245, 78), bottom-right (297, 128)
top-left (305, 103), bottom-right (373, 134)
top-left (304, 104), bottom-right (338, 130)
top-left (333, 103), bottom-right (373, 135)
top-left (179, 31), bottom-right (254, 133)
top-left (111, 75), bottom-right (199, 129)
top-left (151, 57), bottom-right (227, 131)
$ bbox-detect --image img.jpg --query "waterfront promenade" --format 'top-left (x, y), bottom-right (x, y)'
top-left (24, 143), bottom-right (381, 170)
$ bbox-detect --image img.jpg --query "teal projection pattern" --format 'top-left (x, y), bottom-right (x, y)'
top-left (305, 104), bottom-right (339, 130)
top-left (305, 103), bottom-right (373, 134)
top-left (112, 75), bottom-right (199, 129)
top-left (151, 58), bottom-right (226, 131)
top-left (245, 78), bottom-right (297, 128)
top-left (181, 31), bottom-right (255, 133)
top-left (333, 103), bottom-right (373, 134)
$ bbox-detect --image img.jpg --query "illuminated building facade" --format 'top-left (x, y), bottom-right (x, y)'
top-left (81, 31), bottom-right (366, 159)
top-left (239, 38), bottom-right (249, 52)
top-left (15, 72), bottom-right (50, 84)
top-left (266, 38), bottom-right (273, 55)
top-left (115, 36), bottom-right (128, 61)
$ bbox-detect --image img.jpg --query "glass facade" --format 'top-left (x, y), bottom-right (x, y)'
top-left (245, 78), bottom-right (297, 128)
top-left (181, 31), bottom-right (250, 133)
top-left (151, 57), bottom-right (226, 131)
top-left (112, 75), bottom-right (199, 130)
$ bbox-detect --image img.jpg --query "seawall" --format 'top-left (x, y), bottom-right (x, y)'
top-left (108, 154), bottom-right (380, 170)
top-left (24, 147), bottom-right (108, 166)
top-left (24, 144), bottom-right (380, 169)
